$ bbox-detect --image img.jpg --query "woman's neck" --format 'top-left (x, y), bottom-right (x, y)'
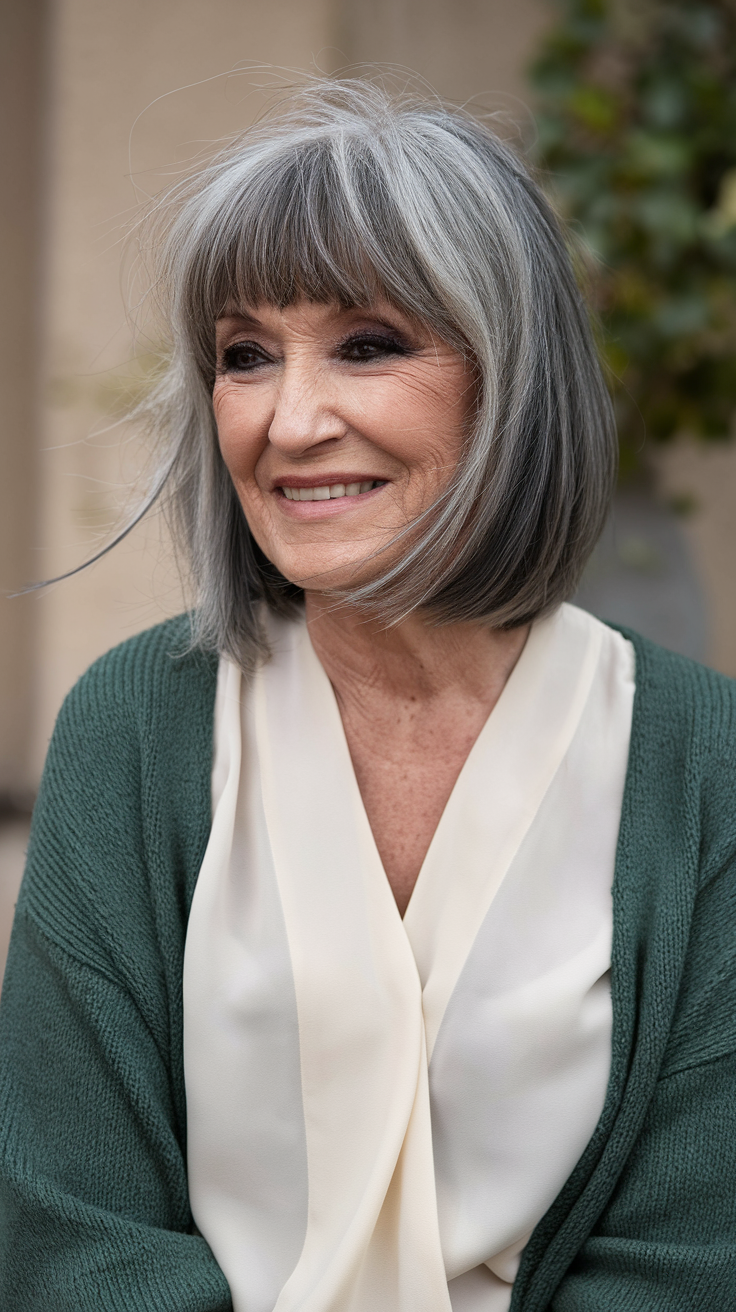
top-left (304, 593), bottom-right (528, 710)
top-left (304, 593), bottom-right (530, 916)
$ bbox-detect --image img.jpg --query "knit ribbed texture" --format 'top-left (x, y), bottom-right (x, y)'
top-left (0, 616), bottom-right (734, 1310)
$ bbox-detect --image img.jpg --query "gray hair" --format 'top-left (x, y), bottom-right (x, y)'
top-left (133, 78), bottom-right (616, 667)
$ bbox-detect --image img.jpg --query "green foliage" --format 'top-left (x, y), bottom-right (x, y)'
top-left (529, 0), bottom-right (736, 468)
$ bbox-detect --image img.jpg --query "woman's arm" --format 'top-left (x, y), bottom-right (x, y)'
top-left (0, 622), bottom-right (228, 1310)
top-left (551, 1053), bottom-right (735, 1310)
top-left (550, 840), bottom-right (736, 1311)
top-left (0, 912), bottom-right (231, 1311)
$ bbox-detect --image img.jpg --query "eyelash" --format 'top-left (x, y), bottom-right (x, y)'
top-left (220, 342), bottom-right (270, 373)
top-left (337, 332), bottom-right (409, 362)
top-left (219, 332), bottom-right (409, 375)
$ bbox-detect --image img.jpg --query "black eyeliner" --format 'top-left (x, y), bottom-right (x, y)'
top-left (220, 340), bottom-right (272, 373)
top-left (335, 329), bottom-right (411, 359)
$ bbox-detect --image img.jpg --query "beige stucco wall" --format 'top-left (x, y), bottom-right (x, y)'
top-left (11, 0), bottom-right (736, 789)
top-left (338, 0), bottom-right (546, 109)
top-left (30, 0), bottom-right (340, 782)
top-left (653, 441), bottom-right (736, 678)
top-left (0, 0), bottom-right (45, 799)
top-left (2, 0), bottom-right (547, 787)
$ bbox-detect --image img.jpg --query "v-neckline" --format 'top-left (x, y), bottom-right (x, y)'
top-left (262, 604), bottom-right (603, 1056)
top-left (184, 601), bottom-right (633, 1312)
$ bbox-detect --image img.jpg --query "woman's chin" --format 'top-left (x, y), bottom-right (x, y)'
top-left (274, 552), bottom-right (391, 597)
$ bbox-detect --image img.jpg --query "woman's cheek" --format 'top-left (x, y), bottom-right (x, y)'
top-left (214, 392), bottom-right (261, 483)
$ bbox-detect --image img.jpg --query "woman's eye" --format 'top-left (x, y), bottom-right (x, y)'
top-left (339, 334), bottom-right (407, 362)
top-left (220, 341), bottom-right (272, 373)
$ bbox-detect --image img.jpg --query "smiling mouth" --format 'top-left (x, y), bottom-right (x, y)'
top-left (280, 480), bottom-right (385, 501)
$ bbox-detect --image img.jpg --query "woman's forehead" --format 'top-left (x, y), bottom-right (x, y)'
top-left (215, 297), bottom-right (421, 334)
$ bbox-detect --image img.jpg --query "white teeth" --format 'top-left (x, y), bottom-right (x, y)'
top-left (281, 481), bottom-right (379, 500)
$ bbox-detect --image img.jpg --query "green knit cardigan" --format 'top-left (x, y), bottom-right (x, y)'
top-left (0, 616), bottom-right (734, 1311)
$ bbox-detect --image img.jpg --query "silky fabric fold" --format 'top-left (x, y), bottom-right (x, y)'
top-left (183, 604), bottom-right (635, 1312)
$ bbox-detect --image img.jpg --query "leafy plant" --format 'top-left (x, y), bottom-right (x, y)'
top-left (529, 0), bottom-right (736, 471)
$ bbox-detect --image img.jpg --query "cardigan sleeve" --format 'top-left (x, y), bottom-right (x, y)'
top-left (550, 1053), bottom-right (736, 1311)
top-left (0, 913), bottom-right (232, 1311)
top-left (550, 838), bottom-right (736, 1311)
top-left (0, 627), bottom-right (230, 1311)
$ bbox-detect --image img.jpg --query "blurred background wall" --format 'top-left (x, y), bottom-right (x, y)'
top-left (2, 0), bottom-right (736, 970)
top-left (0, 0), bottom-right (549, 803)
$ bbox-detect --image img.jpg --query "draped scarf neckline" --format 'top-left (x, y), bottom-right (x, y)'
top-left (183, 604), bottom-right (635, 1312)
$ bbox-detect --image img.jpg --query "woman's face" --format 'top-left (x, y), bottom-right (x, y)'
top-left (213, 299), bottom-right (474, 593)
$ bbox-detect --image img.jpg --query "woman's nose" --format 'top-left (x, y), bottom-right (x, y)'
top-left (267, 361), bottom-right (348, 455)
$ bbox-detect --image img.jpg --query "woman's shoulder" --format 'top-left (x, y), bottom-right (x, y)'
top-left (20, 617), bottom-right (219, 968)
top-left (605, 619), bottom-right (736, 746)
top-left (48, 614), bottom-right (220, 791)
top-left (59, 613), bottom-right (218, 729)
top-left (606, 621), bottom-right (736, 886)
top-left (45, 610), bottom-right (219, 862)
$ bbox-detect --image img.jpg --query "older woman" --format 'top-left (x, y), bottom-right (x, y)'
top-left (0, 82), bottom-right (733, 1312)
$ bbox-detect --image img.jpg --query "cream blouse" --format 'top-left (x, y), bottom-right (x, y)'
top-left (183, 603), bottom-right (635, 1312)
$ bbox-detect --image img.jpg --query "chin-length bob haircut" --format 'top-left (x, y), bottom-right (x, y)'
top-left (133, 78), bottom-right (616, 668)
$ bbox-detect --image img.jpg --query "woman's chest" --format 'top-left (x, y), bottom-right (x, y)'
top-left (340, 708), bottom-right (489, 916)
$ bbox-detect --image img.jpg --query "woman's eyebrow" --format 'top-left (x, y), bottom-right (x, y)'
top-left (217, 307), bottom-right (265, 330)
